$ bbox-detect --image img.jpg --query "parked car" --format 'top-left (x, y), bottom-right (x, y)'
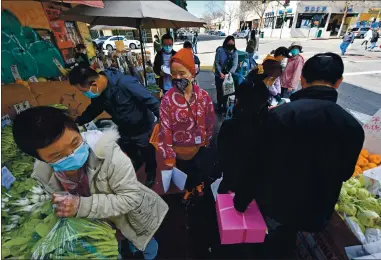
top-left (102, 35), bottom-right (141, 51)
top-left (178, 31), bottom-right (193, 40)
top-left (208, 31), bottom-right (216, 35)
top-left (216, 31), bottom-right (226, 36)
top-left (93, 36), bottom-right (111, 45)
top-left (351, 27), bottom-right (371, 38)
top-left (238, 30), bottom-right (249, 38)
top-left (232, 31), bottom-right (239, 37)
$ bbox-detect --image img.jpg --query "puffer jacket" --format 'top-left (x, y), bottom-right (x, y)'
top-left (31, 129), bottom-right (169, 251)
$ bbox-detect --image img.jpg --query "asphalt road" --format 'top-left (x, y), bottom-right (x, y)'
top-left (191, 33), bottom-right (381, 119)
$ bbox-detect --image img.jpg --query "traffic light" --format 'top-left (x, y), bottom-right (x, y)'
top-left (262, 0), bottom-right (267, 3)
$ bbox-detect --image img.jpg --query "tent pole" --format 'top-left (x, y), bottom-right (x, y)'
top-left (138, 20), bottom-right (147, 87)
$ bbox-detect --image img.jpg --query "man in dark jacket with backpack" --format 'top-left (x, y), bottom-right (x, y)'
top-left (234, 53), bottom-right (364, 258)
top-left (69, 66), bottom-right (160, 187)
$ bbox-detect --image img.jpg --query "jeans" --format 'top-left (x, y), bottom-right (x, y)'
top-left (368, 42), bottom-right (377, 50)
top-left (193, 43), bottom-right (198, 54)
top-left (340, 41), bottom-right (351, 55)
top-left (118, 127), bottom-right (157, 179)
top-left (128, 238), bottom-right (158, 260)
top-left (247, 52), bottom-right (257, 69)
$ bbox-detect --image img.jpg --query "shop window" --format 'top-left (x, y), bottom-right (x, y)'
top-left (275, 16), bottom-right (294, 29)
top-left (296, 14), bottom-right (327, 29)
top-left (264, 17), bottom-right (275, 28)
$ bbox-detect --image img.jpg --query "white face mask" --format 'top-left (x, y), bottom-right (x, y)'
top-left (82, 50), bottom-right (87, 54)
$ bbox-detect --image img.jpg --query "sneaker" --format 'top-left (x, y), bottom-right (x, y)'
top-left (196, 182), bottom-right (204, 196)
top-left (145, 175), bottom-right (156, 188)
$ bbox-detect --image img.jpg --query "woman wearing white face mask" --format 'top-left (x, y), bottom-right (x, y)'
top-left (281, 42), bottom-right (305, 98)
top-left (158, 48), bottom-right (215, 201)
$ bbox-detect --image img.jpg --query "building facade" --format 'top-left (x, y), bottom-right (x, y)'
top-left (223, 0), bottom-right (380, 39)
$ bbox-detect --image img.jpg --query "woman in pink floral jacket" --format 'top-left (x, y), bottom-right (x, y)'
top-left (158, 48), bottom-right (215, 200)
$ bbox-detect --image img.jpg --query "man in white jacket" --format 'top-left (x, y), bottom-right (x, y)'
top-left (361, 28), bottom-right (373, 50)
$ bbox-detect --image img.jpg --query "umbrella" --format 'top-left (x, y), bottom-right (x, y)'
top-left (58, 1), bottom-right (205, 86)
top-left (91, 25), bottom-right (136, 31)
top-left (58, 1), bottom-right (205, 29)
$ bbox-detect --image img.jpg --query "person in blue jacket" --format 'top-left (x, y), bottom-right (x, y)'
top-left (69, 66), bottom-right (160, 188)
top-left (214, 36), bottom-right (238, 113)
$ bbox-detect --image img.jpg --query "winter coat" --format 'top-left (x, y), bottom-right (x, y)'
top-left (281, 55), bottom-right (304, 90)
top-left (234, 86), bottom-right (364, 232)
top-left (32, 129), bottom-right (169, 251)
top-left (153, 49), bottom-right (177, 90)
top-left (371, 31), bottom-right (379, 43)
top-left (75, 68), bottom-right (160, 137)
top-left (214, 47), bottom-right (238, 76)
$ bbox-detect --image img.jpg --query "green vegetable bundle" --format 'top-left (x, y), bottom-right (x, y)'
top-left (1, 125), bottom-right (19, 164)
top-left (31, 212), bottom-right (119, 259)
top-left (3, 200), bottom-right (119, 259)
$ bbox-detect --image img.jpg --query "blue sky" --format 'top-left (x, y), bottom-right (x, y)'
top-left (187, 1), bottom-right (224, 18)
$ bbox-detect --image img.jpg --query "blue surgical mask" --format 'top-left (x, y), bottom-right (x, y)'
top-left (83, 86), bottom-right (100, 99)
top-left (163, 45), bottom-right (173, 53)
top-left (50, 142), bottom-right (90, 172)
top-left (290, 49), bottom-right (300, 57)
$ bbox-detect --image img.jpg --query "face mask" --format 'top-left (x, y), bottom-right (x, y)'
top-left (83, 86), bottom-right (100, 99)
top-left (163, 45), bottom-right (173, 53)
top-left (290, 49), bottom-right (300, 57)
top-left (50, 142), bottom-right (90, 172)
top-left (226, 44), bottom-right (235, 51)
top-left (81, 50), bottom-right (87, 54)
top-left (172, 78), bottom-right (191, 92)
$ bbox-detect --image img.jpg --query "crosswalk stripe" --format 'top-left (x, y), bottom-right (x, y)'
top-left (343, 71), bottom-right (381, 76)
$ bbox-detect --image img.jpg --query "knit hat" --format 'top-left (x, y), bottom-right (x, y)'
top-left (170, 48), bottom-right (196, 77)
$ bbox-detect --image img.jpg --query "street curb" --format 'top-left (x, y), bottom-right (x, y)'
top-left (200, 65), bottom-right (213, 72)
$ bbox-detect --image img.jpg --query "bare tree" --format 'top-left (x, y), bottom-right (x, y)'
top-left (246, 0), bottom-right (272, 29)
top-left (203, 1), bottom-right (224, 30)
top-left (239, 2), bottom-right (253, 30)
top-left (331, 1), bottom-right (378, 37)
top-left (224, 3), bottom-right (239, 34)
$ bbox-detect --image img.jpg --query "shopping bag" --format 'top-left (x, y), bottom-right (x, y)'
top-left (161, 170), bottom-right (172, 193)
top-left (161, 167), bottom-right (188, 193)
top-left (222, 73), bottom-right (235, 96)
top-left (211, 176), bottom-right (223, 201)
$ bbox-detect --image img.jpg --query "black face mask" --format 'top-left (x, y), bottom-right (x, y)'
top-left (226, 44), bottom-right (235, 51)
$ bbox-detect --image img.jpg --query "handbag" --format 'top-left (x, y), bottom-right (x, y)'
top-left (222, 73), bottom-right (235, 96)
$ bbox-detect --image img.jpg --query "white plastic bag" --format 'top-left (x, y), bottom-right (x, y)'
top-left (222, 73), bottom-right (235, 96)
top-left (211, 176), bottom-right (223, 201)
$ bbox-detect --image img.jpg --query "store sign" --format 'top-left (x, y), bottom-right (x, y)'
top-left (304, 6), bottom-right (327, 13)
top-left (340, 8), bottom-right (353, 13)
top-left (278, 8), bottom-right (293, 15)
top-left (265, 12), bottom-right (275, 17)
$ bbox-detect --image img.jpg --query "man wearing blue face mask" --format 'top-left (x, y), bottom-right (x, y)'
top-left (153, 34), bottom-right (177, 94)
top-left (68, 65), bottom-right (160, 188)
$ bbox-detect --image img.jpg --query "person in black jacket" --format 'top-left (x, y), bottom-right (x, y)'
top-left (75, 44), bottom-right (91, 67)
top-left (68, 66), bottom-right (160, 188)
top-left (153, 34), bottom-right (177, 93)
top-left (233, 53), bottom-right (364, 258)
top-left (217, 59), bottom-right (282, 194)
top-left (183, 41), bottom-right (201, 75)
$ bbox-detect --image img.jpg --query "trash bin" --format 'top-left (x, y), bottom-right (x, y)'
top-left (260, 31), bottom-right (264, 38)
top-left (316, 29), bottom-right (322, 38)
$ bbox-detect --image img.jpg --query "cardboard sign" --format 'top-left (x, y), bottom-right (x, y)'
top-left (14, 101), bottom-right (31, 114)
top-left (363, 109), bottom-right (381, 140)
top-left (1, 167), bottom-right (16, 190)
top-left (1, 114), bottom-right (12, 128)
top-left (10, 65), bottom-right (22, 80)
